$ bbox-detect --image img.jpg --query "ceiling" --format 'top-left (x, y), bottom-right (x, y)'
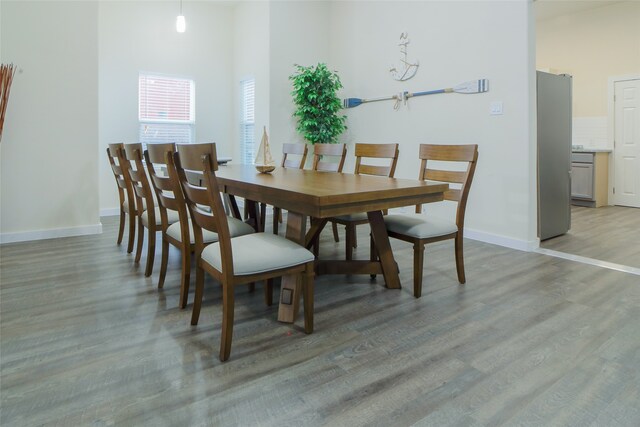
top-left (534, 0), bottom-right (624, 21)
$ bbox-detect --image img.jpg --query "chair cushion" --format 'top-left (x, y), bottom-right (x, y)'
top-left (123, 199), bottom-right (146, 212)
top-left (141, 208), bottom-right (179, 227)
top-left (333, 212), bottom-right (368, 222)
top-left (166, 217), bottom-right (254, 244)
top-left (384, 214), bottom-right (458, 239)
top-left (201, 233), bottom-right (315, 276)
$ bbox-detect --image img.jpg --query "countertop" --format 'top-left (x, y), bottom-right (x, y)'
top-left (572, 148), bottom-right (612, 153)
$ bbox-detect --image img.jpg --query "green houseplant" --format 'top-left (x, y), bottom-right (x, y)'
top-left (289, 63), bottom-right (347, 145)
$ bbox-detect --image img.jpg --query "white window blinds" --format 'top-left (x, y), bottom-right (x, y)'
top-left (240, 78), bottom-right (255, 164)
top-left (138, 73), bottom-right (195, 145)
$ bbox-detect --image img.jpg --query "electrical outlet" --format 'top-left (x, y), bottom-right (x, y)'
top-left (490, 101), bottom-right (503, 115)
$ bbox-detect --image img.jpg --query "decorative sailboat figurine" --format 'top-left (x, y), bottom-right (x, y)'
top-left (254, 126), bottom-right (276, 173)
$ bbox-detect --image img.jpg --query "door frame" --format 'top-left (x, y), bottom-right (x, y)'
top-left (607, 74), bottom-right (640, 206)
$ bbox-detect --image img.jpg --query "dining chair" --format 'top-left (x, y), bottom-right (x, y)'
top-left (383, 144), bottom-right (478, 297)
top-left (263, 142), bottom-right (309, 234)
top-left (329, 143), bottom-right (399, 260)
top-left (123, 143), bottom-right (179, 276)
top-left (311, 143), bottom-right (348, 251)
top-left (145, 143), bottom-right (254, 308)
top-left (173, 143), bottom-right (315, 361)
top-left (106, 143), bottom-right (137, 253)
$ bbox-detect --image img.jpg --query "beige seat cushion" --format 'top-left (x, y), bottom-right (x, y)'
top-left (141, 208), bottom-right (179, 227)
top-left (123, 199), bottom-right (146, 212)
top-left (166, 217), bottom-right (254, 245)
top-left (201, 233), bottom-right (315, 276)
top-left (333, 212), bottom-right (368, 222)
top-left (384, 214), bottom-right (458, 239)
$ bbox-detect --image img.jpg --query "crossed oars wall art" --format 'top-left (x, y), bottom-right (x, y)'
top-left (343, 79), bottom-right (489, 110)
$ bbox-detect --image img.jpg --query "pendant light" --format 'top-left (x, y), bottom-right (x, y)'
top-left (176, 0), bottom-right (186, 33)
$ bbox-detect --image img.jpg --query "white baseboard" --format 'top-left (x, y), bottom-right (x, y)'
top-left (100, 208), bottom-right (120, 217)
top-left (0, 223), bottom-right (103, 244)
top-left (464, 228), bottom-right (540, 252)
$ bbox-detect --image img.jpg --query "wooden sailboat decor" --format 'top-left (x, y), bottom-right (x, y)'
top-left (255, 126), bottom-right (276, 173)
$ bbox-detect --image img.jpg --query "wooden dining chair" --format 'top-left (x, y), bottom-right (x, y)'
top-left (145, 143), bottom-right (254, 308)
top-left (263, 142), bottom-right (309, 234)
top-left (311, 143), bottom-right (348, 250)
top-left (329, 143), bottom-right (399, 260)
top-left (383, 144), bottom-right (478, 297)
top-left (106, 143), bottom-right (137, 253)
top-left (123, 143), bottom-right (179, 276)
top-left (173, 143), bottom-right (315, 361)
top-left (312, 142), bottom-right (347, 173)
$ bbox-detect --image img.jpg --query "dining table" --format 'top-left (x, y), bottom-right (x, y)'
top-left (214, 164), bottom-right (449, 324)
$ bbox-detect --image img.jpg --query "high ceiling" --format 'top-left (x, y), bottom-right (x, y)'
top-left (535, 0), bottom-right (624, 21)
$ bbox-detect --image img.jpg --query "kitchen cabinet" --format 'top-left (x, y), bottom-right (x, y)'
top-left (571, 151), bottom-right (609, 207)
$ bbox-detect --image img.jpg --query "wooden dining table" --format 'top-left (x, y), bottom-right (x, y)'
top-left (215, 164), bottom-right (448, 324)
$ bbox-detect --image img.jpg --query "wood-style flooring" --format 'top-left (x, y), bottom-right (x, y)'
top-left (542, 205), bottom-right (640, 268)
top-left (1, 216), bottom-right (639, 426)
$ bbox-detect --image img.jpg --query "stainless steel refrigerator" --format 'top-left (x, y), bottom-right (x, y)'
top-left (537, 71), bottom-right (572, 241)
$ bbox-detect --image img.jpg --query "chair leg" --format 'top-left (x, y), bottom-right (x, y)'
top-left (117, 209), bottom-right (125, 245)
top-left (219, 283), bottom-right (235, 362)
top-left (259, 203), bottom-right (266, 232)
top-left (413, 242), bottom-right (425, 298)
top-left (332, 222), bottom-right (339, 242)
top-left (248, 283), bottom-right (255, 292)
top-left (158, 238), bottom-right (169, 289)
top-left (190, 264), bottom-right (205, 325)
top-left (353, 228), bottom-right (358, 248)
top-left (345, 224), bottom-right (354, 260)
top-left (273, 207), bottom-right (280, 235)
top-left (455, 233), bottom-right (466, 284)
top-left (264, 279), bottom-right (274, 306)
top-left (134, 217), bottom-right (144, 264)
top-left (144, 225), bottom-right (156, 277)
top-left (369, 233), bottom-right (377, 279)
top-left (126, 211), bottom-right (136, 254)
top-left (179, 243), bottom-right (191, 309)
top-left (303, 263), bottom-right (315, 334)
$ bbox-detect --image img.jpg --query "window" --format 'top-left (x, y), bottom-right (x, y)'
top-left (139, 73), bottom-right (195, 145)
top-left (240, 78), bottom-right (255, 164)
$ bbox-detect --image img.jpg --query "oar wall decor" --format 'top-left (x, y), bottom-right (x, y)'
top-left (343, 79), bottom-right (489, 109)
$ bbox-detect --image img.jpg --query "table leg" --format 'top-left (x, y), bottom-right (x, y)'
top-left (277, 211), bottom-right (307, 323)
top-left (368, 211), bottom-right (401, 289)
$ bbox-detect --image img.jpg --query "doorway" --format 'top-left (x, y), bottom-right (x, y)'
top-left (535, 2), bottom-right (640, 271)
top-left (613, 78), bottom-right (640, 208)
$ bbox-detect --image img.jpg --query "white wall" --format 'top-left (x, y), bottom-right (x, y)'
top-left (537, 1), bottom-right (640, 118)
top-left (0, 1), bottom-right (100, 243)
top-left (232, 1), bottom-right (270, 164)
top-left (328, 1), bottom-right (537, 248)
top-left (268, 1), bottom-right (332, 161)
top-left (99, 1), bottom-right (235, 213)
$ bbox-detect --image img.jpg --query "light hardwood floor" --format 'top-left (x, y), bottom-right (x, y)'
top-left (542, 205), bottom-right (640, 268)
top-left (1, 216), bottom-right (639, 426)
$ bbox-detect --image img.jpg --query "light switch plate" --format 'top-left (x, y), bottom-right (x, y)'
top-left (490, 101), bottom-right (503, 115)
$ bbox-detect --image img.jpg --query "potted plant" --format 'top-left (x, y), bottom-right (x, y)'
top-left (289, 63), bottom-right (347, 145)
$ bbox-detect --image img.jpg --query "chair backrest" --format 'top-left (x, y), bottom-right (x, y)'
top-left (354, 143), bottom-right (399, 177)
top-left (417, 144), bottom-right (479, 229)
top-left (281, 143), bottom-right (308, 169)
top-left (123, 143), bottom-right (155, 217)
top-left (106, 143), bottom-right (135, 210)
top-left (312, 143), bottom-right (347, 173)
top-left (173, 143), bottom-right (234, 276)
top-left (144, 143), bottom-right (189, 235)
